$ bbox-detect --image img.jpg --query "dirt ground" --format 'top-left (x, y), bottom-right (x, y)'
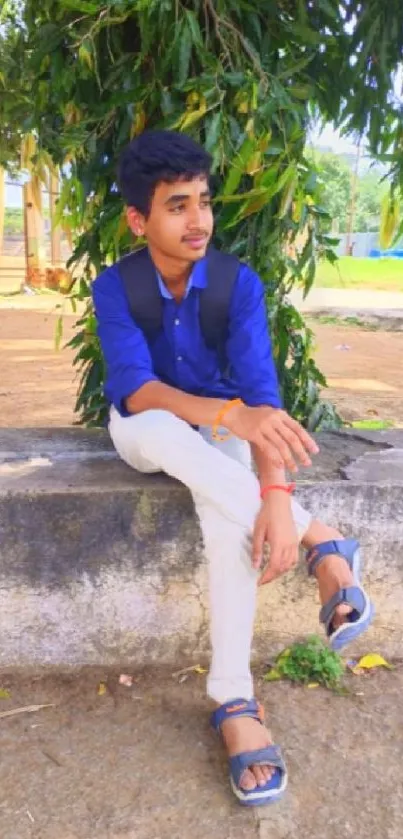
top-left (0, 304), bottom-right (402, 427)
top-left (0, 666), bottom-right (401, 839)
top-left (1, 302), bottom-right (402, 839)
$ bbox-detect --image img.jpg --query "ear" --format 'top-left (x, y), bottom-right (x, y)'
top-left (127, 206), bottom-right (145, 237)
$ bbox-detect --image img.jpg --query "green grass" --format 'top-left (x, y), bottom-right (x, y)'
top-left (350, 419), bottom-right (395, 430)
top-left (315, 257), bottom-right (403, 292)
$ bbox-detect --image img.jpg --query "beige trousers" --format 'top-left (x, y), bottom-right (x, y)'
top-left (109, 406), bottom-right (312, 703)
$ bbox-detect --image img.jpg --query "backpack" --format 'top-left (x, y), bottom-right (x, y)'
top-left (117, 246), bottom-right (240, 369)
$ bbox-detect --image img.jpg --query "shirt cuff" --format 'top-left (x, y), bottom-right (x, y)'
top-left (243, 393), bottom-right (282, 409)
top-left (112, 372), bottom-right (159, 417)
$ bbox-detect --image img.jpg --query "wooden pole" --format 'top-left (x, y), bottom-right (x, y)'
top-left (345, 142), bottom-right (361, 256)
top-left (23, 180), bottom-right (46, 288)
top-left (49, 171), bottom-right (62, 265)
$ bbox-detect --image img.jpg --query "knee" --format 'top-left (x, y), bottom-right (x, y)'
top-left (111, 407), bottom-right (188, 449)
top-left (134, 409), bottom-right (188, 442)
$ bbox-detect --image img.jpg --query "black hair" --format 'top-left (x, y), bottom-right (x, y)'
top-left (117, 130), bottom-right (212, 217)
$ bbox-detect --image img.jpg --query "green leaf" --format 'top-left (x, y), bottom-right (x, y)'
top-left (317, 0), bottom-right (339, 20)
top-left (205, 111), bottom-right (222, 152)
top-left (178, 21), bottom-right (192, 85)
top-left (78, 42), bottom-right (93, 71)
top-left (55, 315), bottom-right (64, 351)
top-left (62, 0), bottom-right (99, 9)
top-left (184, 10), bottom-right (203, 48)
top-left (278, 174), bottom-right (298, 218)
top-left (223, 137), bottom-right (256, 196)
top-left (289, 85), bottom-right (313, 100)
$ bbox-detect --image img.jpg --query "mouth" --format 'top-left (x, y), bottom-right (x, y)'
top-left (183, 235), bottom-right (208, 249)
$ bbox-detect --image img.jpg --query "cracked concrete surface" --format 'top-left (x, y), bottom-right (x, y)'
top-left (0, 667), bottom-right (401, 839)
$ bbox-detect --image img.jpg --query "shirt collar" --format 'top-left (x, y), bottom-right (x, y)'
top-left (156, 255), bottom-right (207, 300)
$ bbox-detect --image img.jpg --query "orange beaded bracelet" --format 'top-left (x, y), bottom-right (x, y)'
top-left (212, 398), bottom-right (243, 441)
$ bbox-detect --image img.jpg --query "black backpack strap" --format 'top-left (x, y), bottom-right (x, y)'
top-left (117, 247), bottom-right (163, 341)
top-left (200, 246), bottom-right (240, 355)
top-left (118, 245), bottom-right (240, 362)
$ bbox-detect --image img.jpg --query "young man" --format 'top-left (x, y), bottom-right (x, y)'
top-left (92, 130), bottom-right (374, 807)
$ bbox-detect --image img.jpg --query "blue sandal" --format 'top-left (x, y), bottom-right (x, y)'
top-left (306, 538), bottom-right (375, 651)
top-left (210, 698), bottom-right (287, 807)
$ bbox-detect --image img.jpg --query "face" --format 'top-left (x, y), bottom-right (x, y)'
top-left (127, 175), bottom-right (214, 263)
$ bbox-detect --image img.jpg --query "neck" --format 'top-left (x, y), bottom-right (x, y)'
top-left (147, 244), bottom-right (192, 285)
top-left (147, 244), bottom-right (193, 301)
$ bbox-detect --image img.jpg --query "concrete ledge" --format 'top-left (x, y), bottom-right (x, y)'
top-left (1, 428), bottom-right (402, 668)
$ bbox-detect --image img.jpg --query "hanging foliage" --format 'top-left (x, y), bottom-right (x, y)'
top-left (1, 1), bottom-right (402, 427)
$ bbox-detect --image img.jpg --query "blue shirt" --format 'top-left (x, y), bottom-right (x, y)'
top-left (92, 253), bottom-right (281, 416)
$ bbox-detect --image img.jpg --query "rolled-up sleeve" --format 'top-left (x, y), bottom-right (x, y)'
top-left (92, 265), bottom-right (159, 416)
top-left (226, 264), bottom-right (282, 408)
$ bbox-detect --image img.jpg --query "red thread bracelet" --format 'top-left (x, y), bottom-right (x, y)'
top-left (260, 483), bottom-right (296, 500)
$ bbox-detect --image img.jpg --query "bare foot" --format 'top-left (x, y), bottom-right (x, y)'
top-left (303, 524), bottom-right (356, 631)
top-left (219, 713), bottom-right (277, 791)
top-left (315, 552), bottom-right (355, 630)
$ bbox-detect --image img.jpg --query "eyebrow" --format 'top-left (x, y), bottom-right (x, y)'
top-left (164, 190), bottom-right (211, 205)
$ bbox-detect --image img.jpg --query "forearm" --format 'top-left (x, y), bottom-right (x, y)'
top-left (251, 443), bottom-right (288, 489)
top-left (125, 380), bottom-right (227, 427)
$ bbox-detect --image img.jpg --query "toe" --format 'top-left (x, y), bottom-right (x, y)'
top-left (262, 764), bottom-right (274, 782)
top-left (252, 766), bottom-right (266, 787)
top-left (240, 768), bottom-right (257, 791)
top-left (333, 603), bottom-right (353, 628)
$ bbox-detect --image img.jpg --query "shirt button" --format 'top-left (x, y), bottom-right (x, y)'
top-left (177, 355), bottom-right (183, 362)
top-left (174, 318), bottom-right (180, 326)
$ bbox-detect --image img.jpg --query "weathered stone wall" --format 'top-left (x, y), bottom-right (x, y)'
top-left (1, 428), bottom-right (402, 668)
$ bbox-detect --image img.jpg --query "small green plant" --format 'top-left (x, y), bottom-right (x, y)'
top-left (264, 635), bottom-right (345, 692)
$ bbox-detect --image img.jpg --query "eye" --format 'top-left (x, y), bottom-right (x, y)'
top-left (170, 204), bottom-right (185, 213)
top-left (200, 199), bottom-right (211, 208)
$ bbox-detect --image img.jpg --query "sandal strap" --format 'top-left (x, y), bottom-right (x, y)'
top-left (306, 538), bottom-right (359, 577)
top-left (230, 747), bottom-right (286, 789)
top-left (210, 698), bottom-right (263, 732)
top-left (319, 585), bottom-right (367, 627)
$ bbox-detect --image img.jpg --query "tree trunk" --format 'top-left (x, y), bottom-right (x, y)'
top-left (23, 180), bottom-right (46, 288)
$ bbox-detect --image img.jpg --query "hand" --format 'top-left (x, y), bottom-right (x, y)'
top-left (252, 492), bottom-right (299, 586)
top-left (224, 404), bottom-right (319, 473)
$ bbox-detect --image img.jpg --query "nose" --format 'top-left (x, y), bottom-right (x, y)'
top-left (187, 205), bottom-right (204, 230)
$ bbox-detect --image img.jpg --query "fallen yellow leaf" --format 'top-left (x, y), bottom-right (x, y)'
top-left (276, 647), bottom-right (291, 664)
top-left (192, 665), bottom-right (207, 675)
top-left (353, 653), bottom-right (394, 673)
top-left (0, 688), bottom-right (11, 700)
top-left (97, 682), bottom-right (107, 696)
top-left (307, 682), bottom-right (320, 689)
top-left (263, 668), bottom-right (282, 682)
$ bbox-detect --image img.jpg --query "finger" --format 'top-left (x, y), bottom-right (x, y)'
top-left (252, 522), bottom-right (266, 569)
top-left (259, 545), bottom-right (297, 586)
top-left (268, 418), bottom-right (314, 467)
top-left (259, 562), bottom-right (281, 586)
top-left (260, 428), bottom-right (298, 473)
top-left (258, 548), bottom-right (283, 586)
top-left (254, 431), bottom-right (285, 470)
top-left (282, 414), bottom-right (320, 454)
top-left (286, 545), bottom-right (299, 570)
